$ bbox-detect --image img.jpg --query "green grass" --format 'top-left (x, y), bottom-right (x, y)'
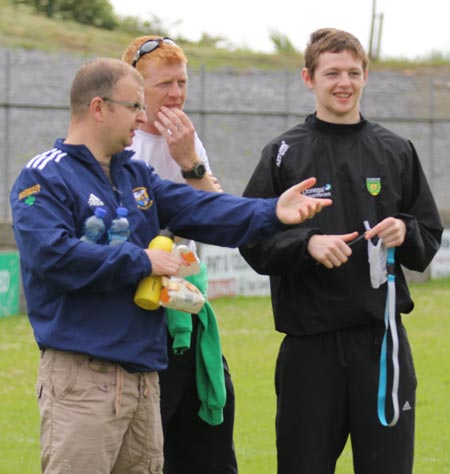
top-left (0, 316), bottom-right (40, 473)
top-left (215, 277), bottom-right (450, 474)
top-left (0, 278), bottom-right (449, 473)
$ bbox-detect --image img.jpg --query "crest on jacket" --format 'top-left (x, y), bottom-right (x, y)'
top-left (133, 187), bottom-right (154, 209)
top-left (366, 177), bottom-right (381, 196)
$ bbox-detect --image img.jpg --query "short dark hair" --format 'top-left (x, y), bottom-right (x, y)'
top-left (70, 57), bottom-right (143, 115)
top-left (304, 28), bottom-right (368, 79)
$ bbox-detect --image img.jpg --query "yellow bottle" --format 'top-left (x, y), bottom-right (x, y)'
top-left (134, 229), bottom-right (174, 310)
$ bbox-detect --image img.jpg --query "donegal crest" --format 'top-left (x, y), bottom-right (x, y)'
top-left (366, 177), bottom-right (381, 196)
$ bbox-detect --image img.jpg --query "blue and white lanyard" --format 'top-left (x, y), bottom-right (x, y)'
top-left (377, 247), bottom-right (400, 427)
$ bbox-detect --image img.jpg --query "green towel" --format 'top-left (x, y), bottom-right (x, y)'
top-left (166, 262), bottom-right (226, 425)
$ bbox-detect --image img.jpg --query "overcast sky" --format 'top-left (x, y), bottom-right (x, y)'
top-left (110, 0), bottom-right (450, 60)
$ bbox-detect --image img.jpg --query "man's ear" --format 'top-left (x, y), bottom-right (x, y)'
top-left (302, 67), bottom-right (314, 90)
top-left (89, 97), bottom-right (105, 122)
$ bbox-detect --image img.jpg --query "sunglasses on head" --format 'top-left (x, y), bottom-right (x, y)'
top-left (131, 37), bottom-right (177, 67)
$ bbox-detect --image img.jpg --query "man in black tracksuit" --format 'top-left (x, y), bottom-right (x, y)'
top-left (239, 28), bottom-right (442, 474)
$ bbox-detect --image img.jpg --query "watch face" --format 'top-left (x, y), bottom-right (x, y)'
top-left (194, 163), bottom-right (206, 178)
top-left (183, 163), bottom-right (206, 179)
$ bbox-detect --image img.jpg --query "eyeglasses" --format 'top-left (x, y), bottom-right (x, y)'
top-left (101, 97), bottom-right (147, 112)
top-left (131, 37), bottom-right (177, 67)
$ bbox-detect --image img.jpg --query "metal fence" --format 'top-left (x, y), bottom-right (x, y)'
top-left (1, 48), bottom-right (450, 223)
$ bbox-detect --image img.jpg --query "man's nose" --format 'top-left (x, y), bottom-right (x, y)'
top-left (337, 73), bottom-right (352, 86)
top-left (137, 108), bottom-right (148, 123)
top-left (167, 83), bottom-right (182, 96)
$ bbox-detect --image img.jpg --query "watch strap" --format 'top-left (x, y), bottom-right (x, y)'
top-left (181, 162), bottom-right (206, 179)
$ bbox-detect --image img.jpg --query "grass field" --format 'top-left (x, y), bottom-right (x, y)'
top-left (0, 277), bottom-right (449, 473)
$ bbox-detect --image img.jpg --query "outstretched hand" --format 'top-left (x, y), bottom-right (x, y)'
top-left (276, 177), bottom-right (332, 225)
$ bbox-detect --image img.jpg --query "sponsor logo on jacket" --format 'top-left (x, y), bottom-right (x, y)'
top-left (276, 141), bottom-right (290, 167)
top-left (303, 183), bottom-right (332, 198)
top-left (87, 193), bottom-right (105, 207)
top-left (18, 184), bottom-right (41, 206)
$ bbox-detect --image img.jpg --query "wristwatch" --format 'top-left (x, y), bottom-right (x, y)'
top-left (181, 162), bottom-right (206, 179)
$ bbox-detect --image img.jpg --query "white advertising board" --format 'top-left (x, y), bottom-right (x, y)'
top-left (431, 228), bottom-right (450, 278)
top-left (198, 244), bottom-right (270, 299)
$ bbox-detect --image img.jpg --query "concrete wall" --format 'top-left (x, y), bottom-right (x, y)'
top-left (1, 48), bottom-right (450, 219)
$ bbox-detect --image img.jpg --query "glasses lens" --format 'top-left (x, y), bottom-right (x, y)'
top-left (131, 38), bottom-right (177, 67)
top-left (140, 40), bottom-right (159, 55)
top-left (162, 38), bottom-right (177, 46)
top-left (135, 103), bottom-right (147, 112)
top-left (102, 97), bottom-right (146, 113)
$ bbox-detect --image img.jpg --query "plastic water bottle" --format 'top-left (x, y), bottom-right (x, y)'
top-left (80, 207), bottom-right (107, 243)
top-left (108, 207), bottom-right (130, 246)
top-left (134, 229), bottom-right (174, 310)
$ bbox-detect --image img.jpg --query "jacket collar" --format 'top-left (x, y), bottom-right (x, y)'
top-left (307, 113), bottom-right (368, 135)
top-left (54, 138), bottom-right (135, 167)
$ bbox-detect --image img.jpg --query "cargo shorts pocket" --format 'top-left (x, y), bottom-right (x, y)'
top-left (35, 380), bottom-right (43, 399)
top-left (87, 357), bottom-right (115, 393)
top-left (149, 455), bottom-right (164, 474)
top-left (47, 351), bottom-right (80, 399)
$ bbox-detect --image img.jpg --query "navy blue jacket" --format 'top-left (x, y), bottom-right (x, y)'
top-left (10, 139), bottom-right (282, 372)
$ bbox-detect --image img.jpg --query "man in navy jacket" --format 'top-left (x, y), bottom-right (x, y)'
top-left (10, 57), bottom-right (330, 474)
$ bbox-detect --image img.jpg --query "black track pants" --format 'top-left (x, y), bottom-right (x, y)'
top-left (275, 321), bottom-right (416, 474)
top-left (159, 318), bottom-right (238, 474)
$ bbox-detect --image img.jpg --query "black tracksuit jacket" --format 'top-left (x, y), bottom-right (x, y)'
top-left (240, 114), bottom-right (443, 336)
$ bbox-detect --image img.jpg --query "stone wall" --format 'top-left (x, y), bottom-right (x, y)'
top-left (1, 48), bottom-right (450, 219)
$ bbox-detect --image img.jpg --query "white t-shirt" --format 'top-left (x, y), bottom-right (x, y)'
top-left (130, 129), bottom-right (212, 253)
top-left (130, 129), bottom-right (211, 184)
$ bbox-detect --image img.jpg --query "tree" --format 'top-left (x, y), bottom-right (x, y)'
top-left (269, 30), bottom-right (298, 54)
top-left (10, 0), bottom-right (118, 30)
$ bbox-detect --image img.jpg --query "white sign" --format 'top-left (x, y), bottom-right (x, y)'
top-left (198, 245), bottom-right (270, 299)
top-left (431, 228), bottom-right (450, 278)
